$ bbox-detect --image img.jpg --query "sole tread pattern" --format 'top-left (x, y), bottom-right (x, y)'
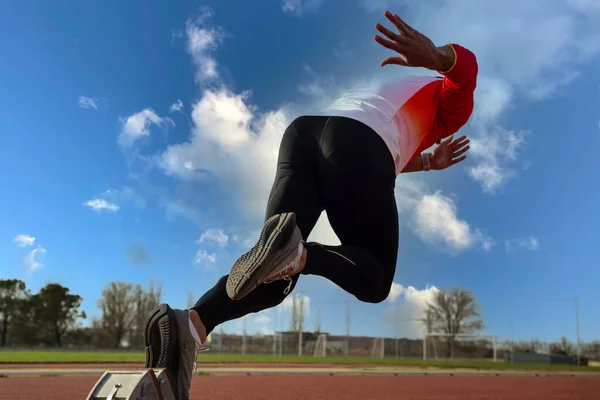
top-left (143, 303), bottom-right (180, 399)
top-left (226, 212), bottom-right (300, 300)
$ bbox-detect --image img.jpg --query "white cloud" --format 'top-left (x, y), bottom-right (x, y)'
top-left (14, 235), bottom-right (47, 272)
top-left (238, 229), bottom-right (261, 250)
top-left (159, 85), bottom-right (290, 219)
top-left (195, 249), bottom-right (217, 266)
top-left (157, 14), bottom-right (343, 234)
top-left (365, 0), bottom-right (599, 95)
top-left (360, 0), bottom-right (390, 13)
top-left (505, 236), bottom-right (540, 254)
top-left (84, 199), bottom-right (120, 212)
top-left (414, 193), bottom-right (473, 252)
top-left (104, 187), bottom-right (146, 209)
top-left (159, 10), bottom-right (488, 255)
top-left (467, 128), bottom-right (527, 193)
top-left (386, 282), bottom-right (404, 302)
top-left (333, 41), bottom-right (353, 60)
top-left (169, 99), bottom-right (184, 113)
top-left (281, 0), bottom-right (325, 15)
top-left (118, 108), bottom-right (173, 148)
top-left (481, 236), bottom-right (496, 252)
top-left (414, 192), bottom-right (495, 253)
top-left (362, 0), bottom-right (600, 193)
top-left (383, 282), bottom-right (440, 338)
top-left (148, 1), bottom-right (600, 259)
top-left (14, 234), bottom-right (35, 247)
top-left (307, 213), bottom-right (341, 246)
top-left (471, 78), bottom-right (514, 122)
top-left (83, 187), bottom-right (145, 214)
top-left (198, 228), bottom-right (229, 248)
top-left (253, 311), bottom-right (274, 335)
top-left (184, 8), bottom-right (224, 84)
top-left (281, 0), bottom-right (301, 12)
top-left (78, 96), bottom-right (98, 110)
top-left (24, 245), bottom-right (46, 272)
top-left (296, 63), bottom-right (335, 97)
top-left (396, 177), bottom-right (492, 254)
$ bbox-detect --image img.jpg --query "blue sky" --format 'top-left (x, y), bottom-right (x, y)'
top-left (1, 0), bottom-right (600, 344)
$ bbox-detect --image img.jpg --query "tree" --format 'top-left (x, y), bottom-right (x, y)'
top-left (98, 281), bottom-right (135, 348)
top-left (424, 308), bottom-right (435, 334)
top-left (0, 279), bottom-right (29, 346)
top-left (549, 336), bottom-right (574, 355)
top-left (288, 294), bottom-right (306, 333)
top-left (33, 283), bottom-right (84, 347)
top-left (581, 340), bottom-right (600, 361)
top-left (424, 287), bottom-right (484, 358)
top-left (289, 295), bottom-right (299, 332)
top-left (313, 307), bottom-right (322, 334)
top-left (187, 291), bottom-right (195, 309)
top-left (10, 294), bottom-right (39, 346)
top-left (129, 282), bottom-right (162, 348)
top-left (298, 295), bottom-right (305, 333)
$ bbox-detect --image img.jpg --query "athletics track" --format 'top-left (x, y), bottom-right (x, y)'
top-left (1, 364), bottom-right (599, 399)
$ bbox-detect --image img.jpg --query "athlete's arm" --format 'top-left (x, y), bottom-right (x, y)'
top-left (401, 134), bottom-right (470, 173)
top-left (401, 153), bottom-right (428, 173)
top-left (420, 43), bottom-right (478, 150)
top-left (374, 11), bottom-right (479, 151)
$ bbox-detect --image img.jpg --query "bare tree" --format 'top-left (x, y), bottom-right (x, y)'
top-left (510, 339), bottom-right (546, 353)
top-left (425, 287), bottom-right (484, 358)
top-left (288, 294), bottom-right (306, 333)
top-left (298, 295), bottom-right (305, 333)
top-left (581, 341), bottom-right (600, 361)
top-left (313, 307), bottom-right (322, 334)
top-left (549, 336), bottom-right (574, 355)
top-left (345, 302), bottom-right (351, 356)
top-left (424, 308), bottom-right (435, 334)
top-left (289, 295), bottom-right (299, 332)
top-left (129, 282), bottom-right (162, 348)
top-left (187, 291), bottom-right (196, 309)
top-left (98, 281), bottom-right (135, 348)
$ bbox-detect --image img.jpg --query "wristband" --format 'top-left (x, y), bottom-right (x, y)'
top-left (422, 153), bottom-right (431, 171)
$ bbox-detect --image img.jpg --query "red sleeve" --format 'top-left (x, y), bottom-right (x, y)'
top-left (419, 43), bottom-right (478, 151)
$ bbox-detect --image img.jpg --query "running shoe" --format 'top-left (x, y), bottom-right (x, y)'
top-left (144, 304), bottom-right (201, 400)
top-left (226, 212), bottom-right (304, 301)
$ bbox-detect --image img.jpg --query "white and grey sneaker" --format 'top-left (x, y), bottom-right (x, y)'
top-left (144, 304), bottom-right (202, 400)
top-left (226, 212), bottom-right (304, 301)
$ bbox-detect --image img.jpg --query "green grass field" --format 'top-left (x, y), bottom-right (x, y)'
top-left (1, 350), bottom-right (599, 372)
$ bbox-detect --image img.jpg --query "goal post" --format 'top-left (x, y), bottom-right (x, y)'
top-left (313, 333), bottom-right (327, 357)
top-left (371, 337), bottom-right (385, 359)
top-left (423, 333), bottom-right (498, 362)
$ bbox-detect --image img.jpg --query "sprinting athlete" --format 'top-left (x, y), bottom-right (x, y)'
top-left (144, 11), bottom-right (477, 399)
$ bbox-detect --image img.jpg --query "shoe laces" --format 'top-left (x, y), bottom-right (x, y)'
top-left (192, 342), bottom-right (210, 373)
top-left (264, 252), bottom-right (301, 295)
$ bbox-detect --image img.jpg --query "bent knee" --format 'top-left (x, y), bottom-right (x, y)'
top-left (359, 291), bottom-right (389, 304)
top-left (356, 280), bottom-right (394, 304)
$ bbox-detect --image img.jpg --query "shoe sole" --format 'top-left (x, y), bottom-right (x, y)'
top-left (226, 212), bottom-right (299, 301)
top-left (144, 303), bottom-right (180, 399)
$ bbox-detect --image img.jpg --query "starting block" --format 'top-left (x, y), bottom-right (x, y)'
top-left (86, 368), bottom-right (176, 400)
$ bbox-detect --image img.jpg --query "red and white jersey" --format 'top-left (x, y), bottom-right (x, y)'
top-left (322, 43), bottom-right (478, 174)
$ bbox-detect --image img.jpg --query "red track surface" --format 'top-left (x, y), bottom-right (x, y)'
top-left (1, 374), bottom-right (599, 400)
top-left (2, 362), bottom-right (370, 369)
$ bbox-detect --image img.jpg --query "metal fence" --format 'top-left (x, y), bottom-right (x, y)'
top-left (206, 332), bottom-right (415, 358)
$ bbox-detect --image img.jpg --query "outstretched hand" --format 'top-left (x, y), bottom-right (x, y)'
top-left (429, 135), bottom-right (470, 170)
top-left (374, 11), bottom-right (450, 71)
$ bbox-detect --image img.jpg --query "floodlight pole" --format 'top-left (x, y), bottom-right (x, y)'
top-left (575, 296), bottom-right (580, 366)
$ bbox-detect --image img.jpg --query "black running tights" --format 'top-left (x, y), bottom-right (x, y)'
top-left (192, 116), bottom-right (399, 335)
